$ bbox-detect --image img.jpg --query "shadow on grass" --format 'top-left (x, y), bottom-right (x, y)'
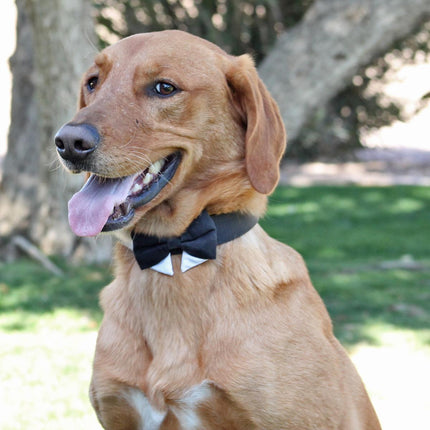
top-left (262, 186), bottom-right (430, 347)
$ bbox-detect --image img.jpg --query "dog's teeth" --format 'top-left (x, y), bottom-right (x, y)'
top-left (148, 159), bottom-right (164, 174)
top-left (143, 173), bottom-right (154, 185)
top-left (130, 171), bottom-right (156, 195)
top-left (131, 183), bottom-right (143, 194)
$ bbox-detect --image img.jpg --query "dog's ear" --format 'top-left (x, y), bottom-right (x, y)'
top-left (226, 55), bottom-right (286, 194)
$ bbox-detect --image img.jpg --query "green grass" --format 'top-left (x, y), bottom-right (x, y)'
top-left (1, 185), bottom-right (429, 429)
top-left (0, 260), bottom-right (108, 332)
top-left (0, 262), bottom-right (110, 429)
top-left (262, 186), bottom-right (430, 346)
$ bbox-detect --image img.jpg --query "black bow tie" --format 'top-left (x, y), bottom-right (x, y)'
top-left (132, 210), bottom-right (258, 271)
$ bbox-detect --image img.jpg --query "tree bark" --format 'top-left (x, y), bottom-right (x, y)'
top-left (259, 0), bottom-right (430, 143)
top-left (0, 0), bottom-right (111, 260)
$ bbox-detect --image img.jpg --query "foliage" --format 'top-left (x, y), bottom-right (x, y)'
top-left (291, 20), bottom-right (430, 159)
top-left (93, 0), bottom-right (314, 63)
top-left (1, 185), bottom-right (429, 428)
top-left (348, 20), bottom-right (430, 129)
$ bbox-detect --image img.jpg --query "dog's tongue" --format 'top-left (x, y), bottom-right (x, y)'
top-left (68, 174), bottom-right (135, 237)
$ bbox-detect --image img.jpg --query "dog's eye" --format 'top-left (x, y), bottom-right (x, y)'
top-left (86, 76), bottom-right (98, 92)
top-left (154, 82), bottom-right (177, 97)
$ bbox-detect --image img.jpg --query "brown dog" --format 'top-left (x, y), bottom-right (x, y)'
top-left (55, 30), bottom-right (381, 429)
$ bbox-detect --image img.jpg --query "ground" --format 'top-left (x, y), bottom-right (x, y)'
top-left (281, 147), bottom-right (430, 186)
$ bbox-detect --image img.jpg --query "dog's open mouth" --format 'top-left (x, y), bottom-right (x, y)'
top-left (68, 153), bottom-right (181, 237)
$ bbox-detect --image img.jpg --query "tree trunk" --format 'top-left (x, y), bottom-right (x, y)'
top-left (0, 0), bottom-right (111, 261)
top-left (259, 0), bottom-right (430, 144)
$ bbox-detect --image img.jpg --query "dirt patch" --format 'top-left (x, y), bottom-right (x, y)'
top-left (280, 147), bottom-right (430, 186)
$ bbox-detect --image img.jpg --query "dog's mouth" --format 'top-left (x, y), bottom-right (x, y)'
top-left (68, 152), bottom-right (181, 237)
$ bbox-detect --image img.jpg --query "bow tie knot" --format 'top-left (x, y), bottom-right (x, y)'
top-left (132, 210), bottom-right (217, 271)
top-left (166, 237), bottom-right (184, 254)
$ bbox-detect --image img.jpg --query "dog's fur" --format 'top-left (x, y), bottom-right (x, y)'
top-left (59, 30), bottom-right (381, 429)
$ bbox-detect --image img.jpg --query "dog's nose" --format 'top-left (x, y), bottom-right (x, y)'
top-left (55, 123), bottom-right (100, 162)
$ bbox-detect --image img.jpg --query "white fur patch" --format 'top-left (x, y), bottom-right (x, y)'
top-left (171, 381), bottom-right (212, 429)
top-left (126, 388), bottom-right (166, 430)
top-left (125, 382), bottom-right (212, 430)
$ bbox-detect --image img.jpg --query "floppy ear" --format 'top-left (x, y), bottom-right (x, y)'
top-left (226, 55), bottom-right (286, 194)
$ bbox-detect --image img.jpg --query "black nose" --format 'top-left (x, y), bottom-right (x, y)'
top-left (55, 123), bottom-right (100, 162)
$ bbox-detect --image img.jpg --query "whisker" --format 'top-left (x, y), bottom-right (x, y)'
top-left (120, 129), bottom-right (139, 149)
top-left (47, 155), bottom-right (63, 172)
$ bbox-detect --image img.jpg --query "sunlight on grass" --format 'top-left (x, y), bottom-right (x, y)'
top-left (264, 186), bottom-right (430, 263)
top-left (0, 308), bottom-right (99, 332)
top-left (351, 326), bottom-right (430, 430)
top-left (0, 325), bottom-right (102, 429)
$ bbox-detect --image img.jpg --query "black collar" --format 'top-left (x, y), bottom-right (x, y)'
top-left (132, 210), bottom-right (258, 271)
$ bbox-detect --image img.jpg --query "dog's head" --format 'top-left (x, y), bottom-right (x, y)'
top-left (55, 30), bottom-right (286, 237)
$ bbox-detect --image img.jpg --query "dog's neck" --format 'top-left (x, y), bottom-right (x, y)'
top-left (113, 210), bottom-right (258, 275)
top-left (113, 229), bottom-right (134, 250)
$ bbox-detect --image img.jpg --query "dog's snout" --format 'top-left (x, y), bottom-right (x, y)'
top-left (55, 123), bottom-right (100, 162)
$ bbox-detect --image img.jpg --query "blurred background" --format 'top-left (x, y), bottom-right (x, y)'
top-left (0, 1), bottom-right (429, 429)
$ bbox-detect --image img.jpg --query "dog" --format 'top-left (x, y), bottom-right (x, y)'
top-left (55, 30), bottom-right (381, 430)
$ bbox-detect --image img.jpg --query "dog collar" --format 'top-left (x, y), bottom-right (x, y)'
top-left (132, 210), bottom-right (258, 276)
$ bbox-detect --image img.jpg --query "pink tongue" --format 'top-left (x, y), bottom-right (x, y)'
top-left (68, 174), bottom-right (136, 237)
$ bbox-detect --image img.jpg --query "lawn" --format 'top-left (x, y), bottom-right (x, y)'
top-left (263, 186), bottom-right (430, 345)
top-left (1, 185), bottom-right (429, 429)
